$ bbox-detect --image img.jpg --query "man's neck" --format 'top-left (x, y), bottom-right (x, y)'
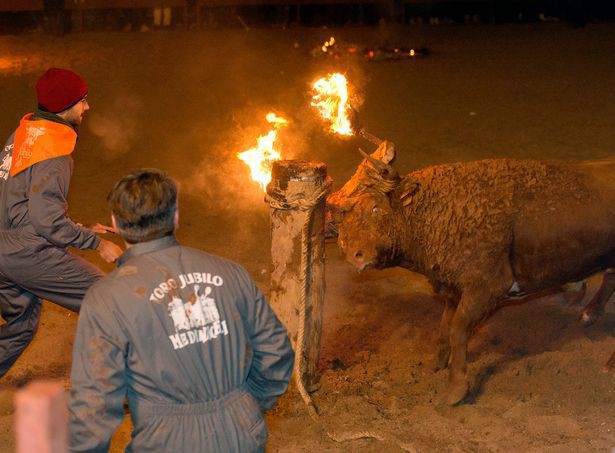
top-left (34, 108), bottom-right (77, 132)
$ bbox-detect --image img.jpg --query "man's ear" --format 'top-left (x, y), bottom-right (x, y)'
top-left (111, 215), bottom-right (118, 233)
top-left (174, 209), bottom-right (179, 230)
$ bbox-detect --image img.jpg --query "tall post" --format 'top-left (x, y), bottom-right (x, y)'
top-left (266, 160), bottom-right (329, 392)
top-left (14, 381), bottom-right (68, 453)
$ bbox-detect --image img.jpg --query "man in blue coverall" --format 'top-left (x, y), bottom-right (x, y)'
top-left (69, 169), bottom-right (294, 452)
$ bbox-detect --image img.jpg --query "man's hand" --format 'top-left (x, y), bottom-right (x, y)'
top-left (97, 238), bottom-right (123, 263)
top-left (89, 223), bottom-right (116, 234)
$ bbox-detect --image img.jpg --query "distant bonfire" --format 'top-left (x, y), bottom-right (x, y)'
top-left (311, 36), bottom-right (429, 61)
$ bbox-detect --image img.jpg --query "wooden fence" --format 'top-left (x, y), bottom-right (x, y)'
top-left (0, 0), bottom-right (44, 12)
top-left (0, 0), bottom-right (500, 27)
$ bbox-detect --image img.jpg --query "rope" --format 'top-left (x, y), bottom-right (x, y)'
top-left (268, 176), bottom-right (414, 450)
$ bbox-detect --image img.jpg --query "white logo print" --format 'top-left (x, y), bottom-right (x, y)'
top-left (162, 276), bottom-right (229, 351)
top-left (0, 152), bottom-right (12, 181)
top-left (168, 296), bottom-right (190, 331)
top-left (13, 126), bottom-right (44, 169)
top-left (195, 285), bottom-right (220, 324)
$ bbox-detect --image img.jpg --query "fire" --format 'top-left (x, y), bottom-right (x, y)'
top-left (321, 36), bottom-right (335, 53)
top-left (311, 73), bottom-right (353, 136)
top-left (265, 112), bottom-right (288, 126)
top-left (237, 113), bottom-right (288, 191)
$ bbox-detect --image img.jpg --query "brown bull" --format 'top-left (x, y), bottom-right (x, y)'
top-left (327, 141), bottom-right (615, 405)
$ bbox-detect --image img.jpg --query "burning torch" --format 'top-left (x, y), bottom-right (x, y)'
top-left (310, 72), bottom-right (383, 146)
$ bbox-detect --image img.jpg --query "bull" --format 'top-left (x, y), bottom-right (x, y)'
top-left (327, 140), bottom-right (615, 405)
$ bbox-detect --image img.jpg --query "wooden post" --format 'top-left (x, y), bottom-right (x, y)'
top-left (266, 160), bottom-right (328, 392)
top-left (14, 381), bottom-right (68, 453)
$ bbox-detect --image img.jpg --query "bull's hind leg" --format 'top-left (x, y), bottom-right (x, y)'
top-left (605, 350), bottom-right (615, 373)
top-left (445, 260), bottom-right (514, 406)
top-left (561, 280), bottom-right (587, 306)
top-left (581, 270), bottom-right (615, 326)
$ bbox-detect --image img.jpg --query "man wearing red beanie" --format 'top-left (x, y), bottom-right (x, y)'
top-left (0, 67), bottom-right (123, 377)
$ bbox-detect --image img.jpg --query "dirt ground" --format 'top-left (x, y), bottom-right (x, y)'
top-left (0, 20), bottom-right (614, 452)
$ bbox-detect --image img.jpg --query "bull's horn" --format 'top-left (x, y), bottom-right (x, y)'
top-left (358, 148), bottom-right (398, 183)
top-left (358, 147), bottom-right (388, 170)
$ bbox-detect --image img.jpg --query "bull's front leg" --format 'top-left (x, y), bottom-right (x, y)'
top-left (433, 288), bottom-right (459, 371)
top-left (445, 287), bottom-right (496, 406)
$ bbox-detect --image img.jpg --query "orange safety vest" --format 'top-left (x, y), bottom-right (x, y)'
top-left (10, 113), bottom-right (77, 177)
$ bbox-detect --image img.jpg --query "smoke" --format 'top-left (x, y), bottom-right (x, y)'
top-left (87, 94), bottom-right (142, 160)
top-left (183, 110), bottom-right (274, 215)
top-left (178, 57), bottom-right (371, 263)
top-left (181, 105), bottom-right (324, 248)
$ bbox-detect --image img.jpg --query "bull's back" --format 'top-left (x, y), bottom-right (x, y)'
top-left (510, 159), bottom-right (615, 290)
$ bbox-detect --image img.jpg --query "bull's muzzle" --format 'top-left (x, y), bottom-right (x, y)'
top-left (348, 248), bottom-right (376, 273)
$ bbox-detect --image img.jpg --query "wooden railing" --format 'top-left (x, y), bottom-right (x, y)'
top-left (1, 0), bottom-right (497, 26)
top-left (0, 0), bottom-right (44, 12)
top-left (63, 0), bottom-right (185, 9)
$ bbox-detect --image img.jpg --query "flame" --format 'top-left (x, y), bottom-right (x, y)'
top-left (237, 113), bottom-right (288, 191)
top-left (311, 73), bottom-right (353, 136)
top-left (321, 36), bottom-right (335, 53)
top-left (265, 112), bottom-right (288, 126)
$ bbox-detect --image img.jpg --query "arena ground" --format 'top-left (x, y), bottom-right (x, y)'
top-left (0, 20), bottom-right (613, 452)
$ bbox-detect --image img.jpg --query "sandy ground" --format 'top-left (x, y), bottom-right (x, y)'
top-left (0, 21), bottom-right (613, 452)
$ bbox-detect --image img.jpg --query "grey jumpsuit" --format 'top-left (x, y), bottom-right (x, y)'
top-left (69, 235), bottom-right (294, 453)
top-left (0, 113), bottom-right (104, 377)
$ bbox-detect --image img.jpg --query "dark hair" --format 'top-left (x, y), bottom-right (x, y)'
top-left (107, 169), bottom-right (178, 244)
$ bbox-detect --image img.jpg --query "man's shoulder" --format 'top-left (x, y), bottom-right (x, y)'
top-left (86, 269), bottom-right (124, 296)
top-left (83, 265), bottom-right (148, 314)
top-left (179, 245), bottom-right (246, 273)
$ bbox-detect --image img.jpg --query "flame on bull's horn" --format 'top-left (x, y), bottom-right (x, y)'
top-left (237, 113), bottom-right (288, 192)
top-left (311, 73), bottom-right (353, 136)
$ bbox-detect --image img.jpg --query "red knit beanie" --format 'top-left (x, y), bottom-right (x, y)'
top-left (35, 68), bottom-right (88, 113)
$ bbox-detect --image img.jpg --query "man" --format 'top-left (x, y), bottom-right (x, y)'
top-left (0, 67), bottom-right (122, 377)
top-left (69, 169), bottom-right (294, 452)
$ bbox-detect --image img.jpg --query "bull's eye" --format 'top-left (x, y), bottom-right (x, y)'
top-left (372, 206), bottom-right (379, 214)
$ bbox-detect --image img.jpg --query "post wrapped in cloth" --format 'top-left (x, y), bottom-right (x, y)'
top-left (266, 160), bottom-right (330, 393)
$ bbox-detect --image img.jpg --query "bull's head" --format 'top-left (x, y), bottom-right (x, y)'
top-left (326, 140), bottom-right (412, 272)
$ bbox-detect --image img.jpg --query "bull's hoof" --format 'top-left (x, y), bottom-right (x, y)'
top-left (444, 380), bottom-right (469, 406)
top-left (580, 308), bottom-right (603, 327)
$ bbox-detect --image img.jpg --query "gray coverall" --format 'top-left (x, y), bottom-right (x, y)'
top-left (69, 235), bottom-right (294, 453)
top-left (0, 113), bottom-right (103, 377)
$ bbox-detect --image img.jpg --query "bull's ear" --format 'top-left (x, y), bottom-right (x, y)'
top-left (326, 192), bottom-right (354, 213)
top-left (399, 181), bottom-right (419, 206)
